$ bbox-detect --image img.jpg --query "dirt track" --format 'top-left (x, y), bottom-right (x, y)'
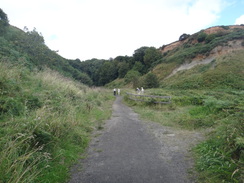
top-left (69, 96), bottom-right (203, 183)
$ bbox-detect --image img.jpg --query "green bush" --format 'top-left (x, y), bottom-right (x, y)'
top-left (197, 32), bottom-right (207, 42)
top-left (195, 113), bottom-right (244, 182)
top-left (143, 73), bottom-right (159, 88)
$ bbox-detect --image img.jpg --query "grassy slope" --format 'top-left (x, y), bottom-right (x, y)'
top-left (162, 50), bottom-right (244, 90)
top-left (0, 62), bottom-right (114, 183)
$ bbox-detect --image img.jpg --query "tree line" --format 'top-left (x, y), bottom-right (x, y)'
top-left (1, 8), bottom-right (162, 88)
top-left (69, 46), bottom-right (162, 88)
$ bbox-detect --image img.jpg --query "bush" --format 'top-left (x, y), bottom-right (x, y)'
top-left (124, 70), bottom-right (141, 84)
top-left (205, 34), bottom-right (216, 43)
top-left (197, 32), bottom-right (207, 42)
top-left (143, 73), bottom-right (159, 88)
top-left (195, 113), bottom-right (244, 182)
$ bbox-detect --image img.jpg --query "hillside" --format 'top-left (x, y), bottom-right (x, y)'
top-left (160, 25), bottom-right (244, 53)
top-left (2, 8), bottom-right (243, 89)
top-left (70, 25), bottom-right (244, 89)
top-left (0, 22), bottom-right (92, 86)
top-left (1, 8), bottom-right (243, 182)
top-left (150, 25), bottom-right (244, 89)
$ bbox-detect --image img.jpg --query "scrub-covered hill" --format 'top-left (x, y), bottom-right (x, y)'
top-left (0, 8), bottom-right (92, 86)
top-left (152, 25), bottom-right (244, 90)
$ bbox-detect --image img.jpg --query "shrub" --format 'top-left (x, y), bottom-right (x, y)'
top-left (195, 113), bottom-right (244, 182)
top-left (124, 70), bottom-right (141, 84)
top-left (143, 73), bottom-right (159, 88)
top-left (205, 34), bottom-right (216, 43)
top-left (197, 32), bottom-right (207, 42)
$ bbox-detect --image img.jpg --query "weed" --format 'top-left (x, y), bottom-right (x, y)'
top-left (0, 62), bottom-right (114, 182)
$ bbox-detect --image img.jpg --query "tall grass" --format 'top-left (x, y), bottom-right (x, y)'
top-left (0, 61), bottom-right (113, 182)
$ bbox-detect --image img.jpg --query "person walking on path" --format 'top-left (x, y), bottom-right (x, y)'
top-left (113, 88), bottom-right (116, 96)
top-left (136, 87), bottom-right (140, 94)
top-left (141, 87), bottom-right (144, 94)
top-left (117, 88), bottom-right (120, 95)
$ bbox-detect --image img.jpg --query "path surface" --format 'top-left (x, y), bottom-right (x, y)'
top-left (69, 96), bottom-right (203, 183)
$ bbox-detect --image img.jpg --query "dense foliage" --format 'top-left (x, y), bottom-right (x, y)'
top-left (0, 8), bottom-right (9, 35)
top-left (0, 17), bottom-right (92, 86)
top-left (0, 61), bottom-right (113, 182)
top-left (70, 46), bottom-right (162, 87)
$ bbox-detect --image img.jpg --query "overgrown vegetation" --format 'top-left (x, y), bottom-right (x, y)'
top-left (0, 20), bottom-right (92, 86)
top-left (1, 8), bottom-right (243, 182)
top-left (161, 50), bottom-right (244, 90)
top-left (71, 26), bottom-right (244, 89)
top-left (0, 61), bottom-right (113, 183)
top-left (125, 88), bottom-right (243, 182)
top-left (159, 28), bottom-right (244, 65)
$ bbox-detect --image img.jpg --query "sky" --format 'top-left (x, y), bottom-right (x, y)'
top-left (1, 0), bottom-right (244, 61)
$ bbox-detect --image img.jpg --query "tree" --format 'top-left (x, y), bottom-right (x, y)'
top-left (72, 71), bottom-right (93, 86)
top-left (143, 73), bottom-right (159, 88)
top-left (0, 8), bottom-right (9, 35)
top-left (179, 33), bottom-right (190, 41)
top-left (98, 61), bottom-right (118, 85)
top-left (124, 70), bottom-right (140, 83)
top-left (133, 61), bottom-right (145, 74)
top-left (143, 47), bottom-right (162, 70)
top-left (0, 8), bottom-right (9, 26)
top-left (197, 32), bottom-right (207, 42)
top-left (118, 62), bottom-right (129, 78)
top-left (133, 46), bottom-right (148, 63)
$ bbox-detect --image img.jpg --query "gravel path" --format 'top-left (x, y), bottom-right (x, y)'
top-left (69, 96), bottom-right (203, 183)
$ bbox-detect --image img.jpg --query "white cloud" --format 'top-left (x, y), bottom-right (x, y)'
top-left (235, 15), bottom-right (244, 25)
top-left (1, 0), bottom-right (229, 60)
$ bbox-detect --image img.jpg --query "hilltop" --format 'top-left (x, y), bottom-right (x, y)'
top-left (161, 25), bottom-right (244, 53)
top-left (151, 25), bottom-right (244, 89)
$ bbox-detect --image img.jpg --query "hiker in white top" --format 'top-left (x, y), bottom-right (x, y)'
top-left (141, 87), bottom-right (144, 94)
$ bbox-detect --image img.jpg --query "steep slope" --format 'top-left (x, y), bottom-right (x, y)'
top-left (0, 25), bottom-right (92, 85)
top-left (153, 25), bottom-right (244, 89)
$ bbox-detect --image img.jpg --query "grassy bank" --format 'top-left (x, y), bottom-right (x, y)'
top-left (0, 61), bottom-right (114, 183)
top-left (124, 88), bottom-right (243, 182)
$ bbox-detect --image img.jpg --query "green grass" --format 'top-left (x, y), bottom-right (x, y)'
top-left (124, 88), bottom-right (244, 182)
top-left (160, 50), bottom-right (244, 90)
top-left (0, 61), bottom-right (114, 183)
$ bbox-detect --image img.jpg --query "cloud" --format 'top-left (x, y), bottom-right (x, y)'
top-left (235, 15), bottom-right (244, 25)
top-left (1, 0), bottom-right (229, 60)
